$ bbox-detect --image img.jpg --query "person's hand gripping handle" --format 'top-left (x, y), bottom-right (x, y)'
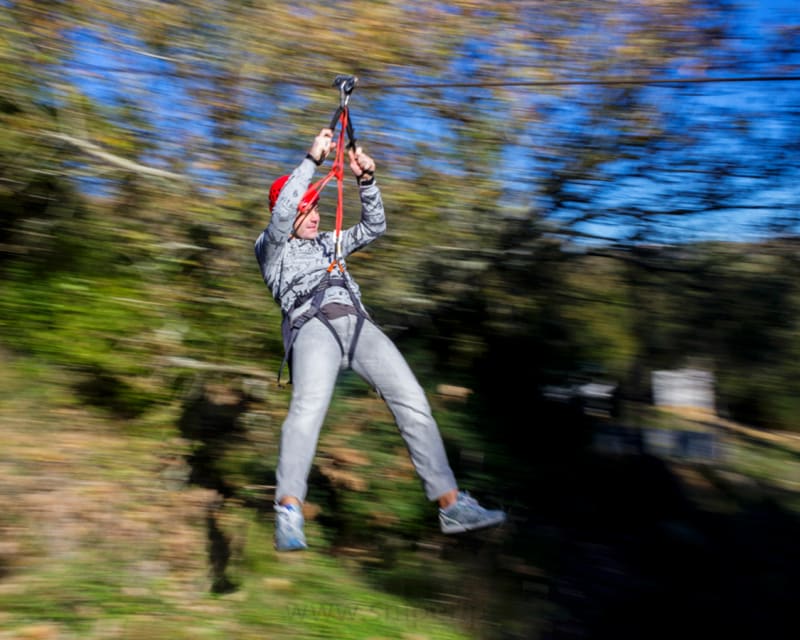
top-left (306, 128), bottom-right (333, 166)
top-left (348, 146), bottom-right (375, 184)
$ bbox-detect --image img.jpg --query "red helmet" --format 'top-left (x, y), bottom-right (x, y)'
top-left (297, 188), bottom-right (321, 215)
top-left (269, 175), bottom-right (290, 212)
top-left (269, 175), bottom-right (321, 215)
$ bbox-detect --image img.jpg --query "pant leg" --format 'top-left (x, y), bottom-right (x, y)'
top-left (348, 319), bottom-right (458, 501)
top-left (275, 317), bottom-right (342, 504)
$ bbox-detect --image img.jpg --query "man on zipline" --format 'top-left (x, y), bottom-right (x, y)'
top-left (254, 127), bottom-right (506, 551)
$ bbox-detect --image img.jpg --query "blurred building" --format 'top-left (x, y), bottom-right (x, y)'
top-left (651, 368), bottom-right (716, 414)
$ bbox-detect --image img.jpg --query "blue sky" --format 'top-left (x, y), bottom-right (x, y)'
top-left (61, 1), bottom-right (800, 243)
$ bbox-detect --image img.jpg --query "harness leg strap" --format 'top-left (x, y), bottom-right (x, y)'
top-left (317, 314), bottom-right (346, 357)
top-left (348, 315), bottom-right (366, 365)
top-left (279, 307), bottom-right (348, 385)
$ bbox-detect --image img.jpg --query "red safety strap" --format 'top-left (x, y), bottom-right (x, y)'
top-left (297, 107), bottom-right (349, 273)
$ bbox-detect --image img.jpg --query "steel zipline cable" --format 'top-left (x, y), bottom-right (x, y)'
top-left (47, 62), bottom-right (800, 89)
top-left (356, 74), bottom-right (800, 89)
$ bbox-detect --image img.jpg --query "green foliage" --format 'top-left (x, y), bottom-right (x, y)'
top-left (1, 2), bottom-right (800, 637)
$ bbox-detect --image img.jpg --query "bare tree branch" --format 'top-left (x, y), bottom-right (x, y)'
top-left (44, 132), bottom-right (189, 182)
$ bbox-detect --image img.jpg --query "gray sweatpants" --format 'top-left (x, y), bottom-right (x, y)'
top-left (275, 314), bottom-right (458, 504)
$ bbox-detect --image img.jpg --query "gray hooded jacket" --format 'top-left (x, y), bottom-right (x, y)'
top-left (254, 156), bottom-right (386, 326)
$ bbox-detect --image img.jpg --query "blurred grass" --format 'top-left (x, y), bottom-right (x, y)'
top-left (626, 403), bottom-right (800, 516)
top-left (0, 350), bottom-right (476, 640)
top-left (2, 339), bottom-right (800, 638)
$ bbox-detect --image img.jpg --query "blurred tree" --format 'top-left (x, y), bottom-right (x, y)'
top-left (1, 0), bottom-right (799, 430)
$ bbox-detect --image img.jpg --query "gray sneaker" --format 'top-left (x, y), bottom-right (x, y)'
top-left (439, 491), bottom-right (506, 534)
top-left (274, 503), bottom-right (307, 551)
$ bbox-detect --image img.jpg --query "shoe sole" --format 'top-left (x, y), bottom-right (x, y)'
top-left (440, 514), bottom-right (506, 534)
top-left (275, 540), bottom-right (307, 552)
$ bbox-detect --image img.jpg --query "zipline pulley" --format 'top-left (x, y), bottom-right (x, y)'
top-left (333, 74), bottom-right (358, 107)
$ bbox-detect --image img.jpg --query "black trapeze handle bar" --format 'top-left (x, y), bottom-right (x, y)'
top-left (327, 107), bottom-right (356, 148)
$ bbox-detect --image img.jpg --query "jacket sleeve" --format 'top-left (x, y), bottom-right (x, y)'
top-left (339, 181), bottom-right (386, 257)
top-left (253, 158), bottom-right (317, 279)
top-left (266, 159), bottom-right (317, 241)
